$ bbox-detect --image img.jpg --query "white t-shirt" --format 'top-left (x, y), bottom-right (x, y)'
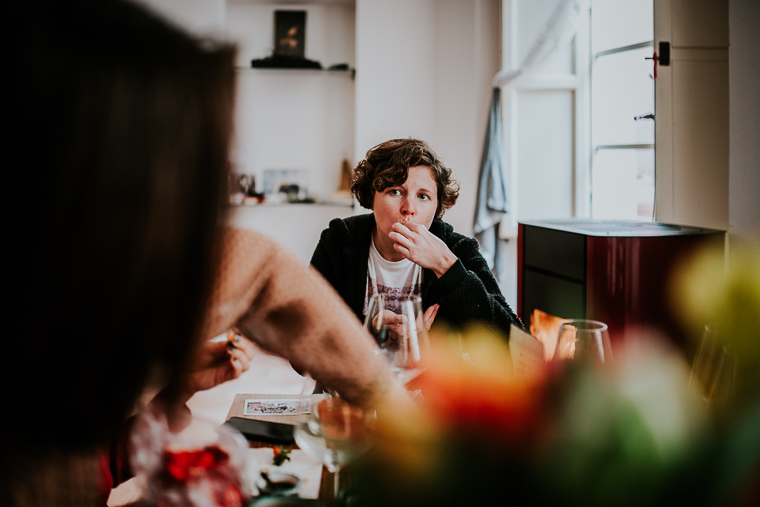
top-left (363, 236), bottom-right (423, 314)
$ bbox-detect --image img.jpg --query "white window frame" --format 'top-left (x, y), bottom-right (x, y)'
top-left (500, 0), bottom-right (592, 235)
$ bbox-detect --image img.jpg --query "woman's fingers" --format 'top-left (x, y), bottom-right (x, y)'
top-left (377, 309), bottom-right (405, 326)
top-left (389, 230), bottom-right (412, 249)
top-left (234, 333), bottom-right (256, 360)
top-left (392, 242), bottom-right (411, 258)
top-left (222, 329), bottom-right (256, 381)
top-left (423, 304), bottom-right (439, 330)
top-left (227, 341), bottom-right (253, 376)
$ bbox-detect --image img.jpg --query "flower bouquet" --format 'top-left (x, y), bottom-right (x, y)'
top-left (351, 242), bottom-right (760, 507)
top-left (130, 406), bottom-right (252, 507)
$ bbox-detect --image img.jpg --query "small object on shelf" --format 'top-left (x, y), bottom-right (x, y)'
top-left (327, 63), bottom-right (350, 71)
top-left (338, 158), bottom-right (352, 192)
top-left (263, 169), bottom-right (310, 202)
top-left (251, 55), bottom-right (322, 70)
top-left (278, 184), bottom-right (301, 202)
top-left (251, 10), bottom-right (322, 70)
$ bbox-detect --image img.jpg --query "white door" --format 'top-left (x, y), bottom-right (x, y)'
top-left (653, 0), bottom-right (729, 230)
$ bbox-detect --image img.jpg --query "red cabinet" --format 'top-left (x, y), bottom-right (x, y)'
top-left (517, 220), bottom-right (724, 349)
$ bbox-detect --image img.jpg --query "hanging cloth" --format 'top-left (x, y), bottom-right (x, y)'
top-left (474, 87), bottom-right (509, 237)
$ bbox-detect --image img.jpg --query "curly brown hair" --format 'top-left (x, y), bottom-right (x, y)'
top-left (351, 138), bottom-right (460, 220)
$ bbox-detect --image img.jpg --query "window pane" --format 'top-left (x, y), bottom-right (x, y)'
top-left (592, 149), bottom-right (654, 220)
top-left (592, 47), bottom-right (654, 146)
top-left (591, 0), bottom-right (653, 53)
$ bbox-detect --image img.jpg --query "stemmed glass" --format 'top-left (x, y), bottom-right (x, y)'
top-left (553, 319), bottom-right (613, 364)
top-left (293, 397), bottom-right (373, 500)
top-left (363, 294), bottom-right (431, 385)
top-left (690, 325), bottom-right (736, 407)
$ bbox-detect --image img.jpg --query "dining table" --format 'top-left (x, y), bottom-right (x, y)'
top-left (107, 342), bottom-right (333, 506)
top-left (225, 393), bottom-right (336, 505)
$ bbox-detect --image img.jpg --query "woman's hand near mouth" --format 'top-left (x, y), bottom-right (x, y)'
top-left (389, 221), bottom-right (458, 278)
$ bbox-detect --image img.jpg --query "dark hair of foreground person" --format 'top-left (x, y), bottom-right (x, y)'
top-left (3, 0), bottom-right (235, 503)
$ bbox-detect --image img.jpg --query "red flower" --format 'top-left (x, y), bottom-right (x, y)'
top-left (416, 361), bottom-right (552, 451)
top-left (163, 445), bottom-right (230, 482)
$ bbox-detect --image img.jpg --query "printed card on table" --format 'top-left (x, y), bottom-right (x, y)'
top-left (244, 398), bottom-right (311, 416)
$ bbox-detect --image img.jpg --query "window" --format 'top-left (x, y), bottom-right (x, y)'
top-left (590, 0), bottom-right (654, 220)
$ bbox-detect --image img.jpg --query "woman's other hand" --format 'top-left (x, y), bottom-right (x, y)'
top-left (423, 304), bottom-right (440, 330)
top-left (151, 332), bottom-right (256, 432)
top-left (372, 309), bottom-right (406, 332)
top-left (390, 222), bottom-right (458, 278)
top-left (183, 332), bottom-right (256, 396)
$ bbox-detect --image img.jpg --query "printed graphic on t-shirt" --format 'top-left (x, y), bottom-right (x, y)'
top-left (364, 275), bottom-right (422, 314)
top-left (364, 236), bottom-right (423, 315)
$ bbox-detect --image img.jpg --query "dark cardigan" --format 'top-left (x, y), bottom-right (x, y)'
top-left (310, 213), bottom-right (523, 339)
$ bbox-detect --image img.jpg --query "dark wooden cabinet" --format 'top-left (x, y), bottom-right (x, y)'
top-left (517, 220), bottom-right (724, 348)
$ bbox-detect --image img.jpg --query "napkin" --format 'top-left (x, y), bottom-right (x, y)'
top-left (247, 448), bottom-right (324, 499)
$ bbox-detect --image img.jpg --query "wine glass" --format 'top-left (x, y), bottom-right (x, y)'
top-left (293, 397), bottom-right (373, 499)
top-left (690, 325), bottom-right (736, 407)
top-left (553, 319), bottom-right (613, 364)
top-left (363, 294), bottom-right (431, 385)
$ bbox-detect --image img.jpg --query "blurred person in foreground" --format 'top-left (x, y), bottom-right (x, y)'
top-left (2, 1), bottom-right (399, 505)
top-left (310, 138), bottom-right (523, 339)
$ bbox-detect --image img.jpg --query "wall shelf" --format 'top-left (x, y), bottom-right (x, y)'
top-left (235, 66), bottom-right (354, 78)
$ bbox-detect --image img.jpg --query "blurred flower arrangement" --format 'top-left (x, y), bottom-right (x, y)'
top-left (130, 406), bottom-right (251, 507)
top-left (353, 242), bottom-right (760, 507)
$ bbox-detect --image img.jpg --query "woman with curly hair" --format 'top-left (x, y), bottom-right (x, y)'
top-left (311, 138), bottom-right (523, 339)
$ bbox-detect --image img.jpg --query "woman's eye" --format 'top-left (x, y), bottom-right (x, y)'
top-left (418, 194), bottom-right (430, 201)
top-left (389, 189), bottom-right (401, 195)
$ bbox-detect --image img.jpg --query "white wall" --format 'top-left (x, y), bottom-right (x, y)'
top-left (728, 0), bottom-right (760, 241)
top-left (134, 0), bottom-right (225, 36)
top-left (355, 0), bottom-right (501, 236)
top-left (433, 0), bottom-right (501, 236)
top-left (135, 0), bottom-right (503, 254)
top-left (354, 0), bottom-right (437, 157)
top-left (230, 204), bottom-right (354, 264)
top-left (227, 2), bottom-right (356, 201)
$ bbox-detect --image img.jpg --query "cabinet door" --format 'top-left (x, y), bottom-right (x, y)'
top-left (654, 0), bottom-right (729, 230)
top-left (521, 225), bottom-right (586, 323)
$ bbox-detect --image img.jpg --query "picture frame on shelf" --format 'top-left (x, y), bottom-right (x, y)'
top-left (262, 169), bottom-right (310, 203)
top-left (274, 10), bottom-right (306, 59)
top-left (251, 10), bottom-right (321, 69)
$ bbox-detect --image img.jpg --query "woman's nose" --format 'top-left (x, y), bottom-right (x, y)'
top-left (400, 197), bottom-right (415, 215)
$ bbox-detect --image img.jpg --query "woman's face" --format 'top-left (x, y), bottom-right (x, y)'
top-left (372, 165), bottom-right (439, 237)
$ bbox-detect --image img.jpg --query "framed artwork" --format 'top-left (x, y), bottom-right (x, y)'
top-left (274, 10), bottom-right (306, 59)
top-left (262, 169), bottom-right (309, 201)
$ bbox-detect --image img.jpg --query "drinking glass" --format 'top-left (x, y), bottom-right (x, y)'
top-left (293, 397), bottom-right (373, 498)
top-left (363, 294), bottom-right (431, 385)
top-left (553, 319), bottom-right (613, 364)
top-left (690, 325), bottom-right (736, 407)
